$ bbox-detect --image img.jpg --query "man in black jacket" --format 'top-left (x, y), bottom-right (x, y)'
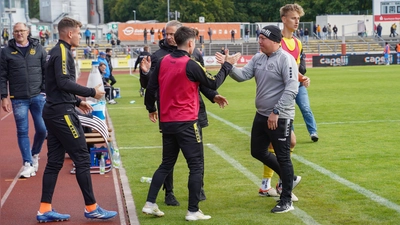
top-left (0, 22), bottom-right (47, 178)
top-left (36, 17), bottom-right (117, 223)
top-left (140, 20), bottom-right (228, 206)
top-left (134, 45), bottom-right (151, 96)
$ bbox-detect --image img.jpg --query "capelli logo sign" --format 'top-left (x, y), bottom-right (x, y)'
top-left (123, 27), bottom-right (135, 36)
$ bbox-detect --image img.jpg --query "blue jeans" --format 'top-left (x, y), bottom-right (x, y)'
top-left (296, 85), bottom-right (317, 135)
top-left (11, 94), bottom-right (47, 165)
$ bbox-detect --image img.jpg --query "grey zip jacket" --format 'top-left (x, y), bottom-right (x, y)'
top-left (229, 47), bottom-right (299, 119)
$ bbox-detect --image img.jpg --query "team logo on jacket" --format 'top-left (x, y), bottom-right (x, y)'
top-left (11, 51), bottom-right (18, 54)
top-left (30, 49), bottom-right (36, 55)
top-left (267, 63), bottom-right (274, 70)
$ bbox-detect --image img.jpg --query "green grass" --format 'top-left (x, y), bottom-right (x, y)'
top-left (107, 65), bottom-right (400, 224)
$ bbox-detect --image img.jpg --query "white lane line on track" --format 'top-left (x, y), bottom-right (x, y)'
top-left (1, 167), bottom-right (23, 208)
top-left (206, 143), bottom-right (320, 225)
top-left (1, 111), bottom-right (13, 121)
top-left (207, 111), bottom-right (400, 214)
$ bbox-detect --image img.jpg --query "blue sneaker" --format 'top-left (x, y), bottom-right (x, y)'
top-left (37, 209), bottom-right (70, 223)
top-left (84, 205), bottom-right (117, 220)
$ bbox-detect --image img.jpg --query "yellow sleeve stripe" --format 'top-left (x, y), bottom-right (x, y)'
top-left (192, 59), bottom-right (215, 80)
top-left (64, 115), bottom-right (80, 138)
top-left (60, 43), bottom-right (67, 75)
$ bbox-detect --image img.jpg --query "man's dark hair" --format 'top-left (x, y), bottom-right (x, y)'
top-left (106, 48), bottom-right (112, 53)
top-left (174, 26), bottom-right (196, 47)
top-left (58, 17), bottom-right (82, 33)
top-left (143, 46), bottom-right (149, 51)
top-left (99, 62), bottom-right (106, 67)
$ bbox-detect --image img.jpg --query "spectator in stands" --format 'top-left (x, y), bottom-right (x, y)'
top-left (255, 26), bottom-right (260, 41)
top-left (377, 23), bottom-right (382, 37)
top-left (2, 28), bottom-right (9, 45)
top-left (304, 28), bottom-right (309, 44)
top-left (99, 62), bottom-right (117, 104)
top-left (150, 27), bottom-right (155, 44)
top-left (84, 45), bottom-right (91, 59)
top-left (111, 39), bottom-right (116, 48)
top-left (106, 32), bottom-right (111, 43)
top-left (244, 28), bottom-right (250, 43)
top-left (162, 27), bottom-right (166, 39)
top-left (327, 24), bottom-right (332, 39)
top-left (208, 27), bottom-right (212, 43)
top-left (332, 25), bottom-right (338, 39)
top-left (322, 25), bottom-right (327, 40)
top-left (144, 28), bottom-right (148, 44)
top-left (84, 28), bottom-right (91, 45)
top-left (158, 29), bottom-right (162, 41)
top-left (231, 29), bottom-right (235, 43)
top-left (91, 33), bottom-right (95, 46)
top-left (390, 23), bottom-right (398, 37)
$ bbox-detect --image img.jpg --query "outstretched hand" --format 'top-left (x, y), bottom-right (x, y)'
top-left (213, 95), bottom-right (229, 108)
top-left (140, 56), bottom-right (151, 73)
top-left (215, 49), bottom-right (241, 65)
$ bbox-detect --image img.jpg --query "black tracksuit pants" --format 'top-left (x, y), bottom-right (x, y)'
top-left (146, 123), bottom-right (203, 212)
top-left (41, 113), bottom-right (96, 205)
top-left (250, 112), bottom-right (294, 203)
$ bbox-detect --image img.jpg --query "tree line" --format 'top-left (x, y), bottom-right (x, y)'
top-left (27, 0), bottom-right (372, 24)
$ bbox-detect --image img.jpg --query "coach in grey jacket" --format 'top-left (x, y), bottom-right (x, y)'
top-left (0, 22), bottom-right (47, 178)
top-left (220, 25), bottom-right (300, 213)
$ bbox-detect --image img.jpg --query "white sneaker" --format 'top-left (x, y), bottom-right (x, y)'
top-left (185, 210), bottom-right (211, 221)
top-left (291, 193), bottom-right (299, 202)
top-left (20, 162), bottom-right (36, 178)
top-left (32, 154), bottom-right (39, 172)
top-left (142, 203), bottom-right (164, 217)
top-left (276, 176), bottom-right (302, 195)
top-left (108, 99), bottom-right (117, 104)
top-left (259, 188), bottom-right (279, 197)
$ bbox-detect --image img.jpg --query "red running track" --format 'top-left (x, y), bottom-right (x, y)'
top-left (0, 70), bottom-right (137, 225)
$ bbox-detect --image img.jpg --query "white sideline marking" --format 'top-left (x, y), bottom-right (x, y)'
top-left (119, 146), bottom-right (162, 150)
top-left (292, 154), bottom-right (400, 213)
top-left (207, 111), bottom-right (400, 214)
top-left (130, 74), bottom-right (140, 79)
top-left (108, 107), bottom-right (144, 110)
top-left (295, 119), bottom-right (400, 126)
top-left (206, 143), bottom-right (320, 225)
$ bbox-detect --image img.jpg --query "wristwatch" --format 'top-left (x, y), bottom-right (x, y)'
top-left (272, 108), bottom-right (280, 115)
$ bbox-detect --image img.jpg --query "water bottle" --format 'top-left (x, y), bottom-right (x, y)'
top-left (112, 148), bottom-right (121, 169)
top-left (86, 61), bottom-right (105, 104)
top-left (99, 154), bottom-right (105, 175)
top-left (140, 177), bottom-right (152, 183)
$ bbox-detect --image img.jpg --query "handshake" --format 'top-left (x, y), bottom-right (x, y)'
top-left (215, 49), bottom-right (241, 65)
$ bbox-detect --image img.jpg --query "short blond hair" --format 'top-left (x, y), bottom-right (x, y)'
top-left (280, 3), bottom-right (304, 18)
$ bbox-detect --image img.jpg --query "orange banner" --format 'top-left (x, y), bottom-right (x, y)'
top-left (118, 23), bottom-right (241, 42)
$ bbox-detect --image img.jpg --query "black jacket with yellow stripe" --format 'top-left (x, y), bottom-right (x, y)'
top-left (0, 38), bottom-right (46, 99)
top-left (43, 40), bottom-right (96, 118)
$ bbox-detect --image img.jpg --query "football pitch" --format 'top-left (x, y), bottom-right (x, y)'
top-left (107, 65), bottom-right (400, 224)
